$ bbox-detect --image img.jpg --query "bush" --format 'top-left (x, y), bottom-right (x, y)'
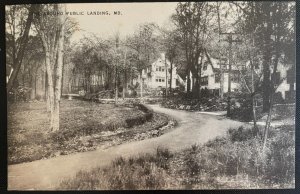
top-left (8, 86), bottom-right (31, 102)
top-left (227, 126), bottom-right (259, 142)
top-left (185, 125), bottom-right (295, 186)
top-left (125, 104), bottom-right (153, 127)
top-left (161, 95), bottom-right (227, 111)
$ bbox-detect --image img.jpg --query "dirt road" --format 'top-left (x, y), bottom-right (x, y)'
top-left (8, 105), bottom-right (244, 190)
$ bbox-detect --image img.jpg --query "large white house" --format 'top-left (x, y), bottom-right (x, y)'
top-left (141, 53), bottom-right (184, 90)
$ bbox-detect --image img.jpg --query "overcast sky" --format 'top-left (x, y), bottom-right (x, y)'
top-left (66, 2), bottom-right (178, 43)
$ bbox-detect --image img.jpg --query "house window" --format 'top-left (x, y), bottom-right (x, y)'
top-left (156, 68), bottom-right (159, 71)
top-left (200, 76), bottom-right (208, 85)
top-left (203, 61), bottom-right (209, 70)
top-left (161, 68), bottom-right (165, 72)
top-left (231, 73), bottom-right (240, 82)
top-left (215, 73), bottom-right (220, 83)
top-left (161, 79), bottom-right (165, 82)
top-left (156, 79), bottom-right (159, 82)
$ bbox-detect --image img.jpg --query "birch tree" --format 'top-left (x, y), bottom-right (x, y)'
top-left (34, 4), bottom-right (67, 131)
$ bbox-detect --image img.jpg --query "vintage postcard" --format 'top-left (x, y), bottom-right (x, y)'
top-left (6, 2), bottom-right (295, 190)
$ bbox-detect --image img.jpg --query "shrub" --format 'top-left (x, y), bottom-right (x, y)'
top-left (35, 94), bottom-right (42, 101)
top-left (155, 147), bottom-right (173, 170)
top-left (227, 126), bottom-right (259, 142)
top-left (179, 125), bottom-right (295, 188)
top-left (125, 104), bottom-right (153, 127)
top-left (193, 125), bottom-right (294, 186)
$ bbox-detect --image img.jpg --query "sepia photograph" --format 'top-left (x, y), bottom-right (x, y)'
top-left (5, 1), bottom-right (296, 190)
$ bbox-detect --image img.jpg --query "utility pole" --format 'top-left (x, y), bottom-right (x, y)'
top-left (217, 2), bottom-right (242, 116)
top-left (123, 45), bottom-right (127, 99)
top-left (220, 32), bottom-right (241, 117)
top-left (217, 2), bottom-right (224, 99)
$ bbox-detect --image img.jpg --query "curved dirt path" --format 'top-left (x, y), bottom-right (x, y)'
top-left (8, 105), bottom-right (244, 190)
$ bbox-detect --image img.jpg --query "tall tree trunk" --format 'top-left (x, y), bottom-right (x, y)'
top-left (227, 36), bottom-right (232, 117)
top-left (140, 71), bottom-right (143, 98)
top-left (30, 72), bottom-right (35, 100)
top-left (262, 91), bottom-right (274, 151)
top-left (123, 49), bottom-right (127, 99)
top-left (262, 26), bottom-right (281, 151)
top-left (45, 51), bottom-right (54, 122)
top-left (251, 62), bottom-right (257, 131)
top-left (186, 69), bottom-right (191, 94)
top-left (7, 5), bottom-right (36, 93)
top-left (262, 4), bottom-right (272, 113)
top-left (101, 70), bottom-right (104, 87)
top-left (115, 65), bottom-right (118, 103)
top-left (165, 57), bottom-right (168, 98)
top-left (169, 61), bottom-right (173, 92)
top-left (61, 60), bottom-right (64, 96)
top-left (35, 70), bottom-right (37, 98)
top-left (52, 4), bottom-right (65, 131)
top-left (198, 53), bottom-right (203, 98)
top-left (217, 2), bottom-right (224, 99)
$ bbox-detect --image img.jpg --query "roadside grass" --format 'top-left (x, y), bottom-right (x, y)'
top-left (59, 124), bottom-right (295, 189)
top-left (59, 147), bottom-right (177, 190)
top-left (180, 125), bottom-right (295, 189)
top-left (8, 99), bottom-right (170, 164)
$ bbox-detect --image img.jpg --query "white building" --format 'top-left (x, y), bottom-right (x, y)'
top-left (185, 51), bottom-right (241, 95)
top-left (141, 53), bottom-right (184, 89)
top-left (245, 56), bottom-right (296, 101)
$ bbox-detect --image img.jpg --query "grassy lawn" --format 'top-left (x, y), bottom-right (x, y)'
top-left (59, 124), bottom-right (295, 189)
top-left (8, 99), bottom-right (173, 164)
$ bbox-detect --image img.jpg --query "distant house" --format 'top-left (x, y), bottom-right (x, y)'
top-left (141, 53), bottom-right (185, 90)
top-left (245, 56), bottom-right (296, 102)
top-left (184, 51), bottom-right (295, 102)
top-left (185, 51), bottom-right (241, 96)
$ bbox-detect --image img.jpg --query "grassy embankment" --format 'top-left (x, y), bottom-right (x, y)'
top-left (8, 99), bottom-right (173, 164)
